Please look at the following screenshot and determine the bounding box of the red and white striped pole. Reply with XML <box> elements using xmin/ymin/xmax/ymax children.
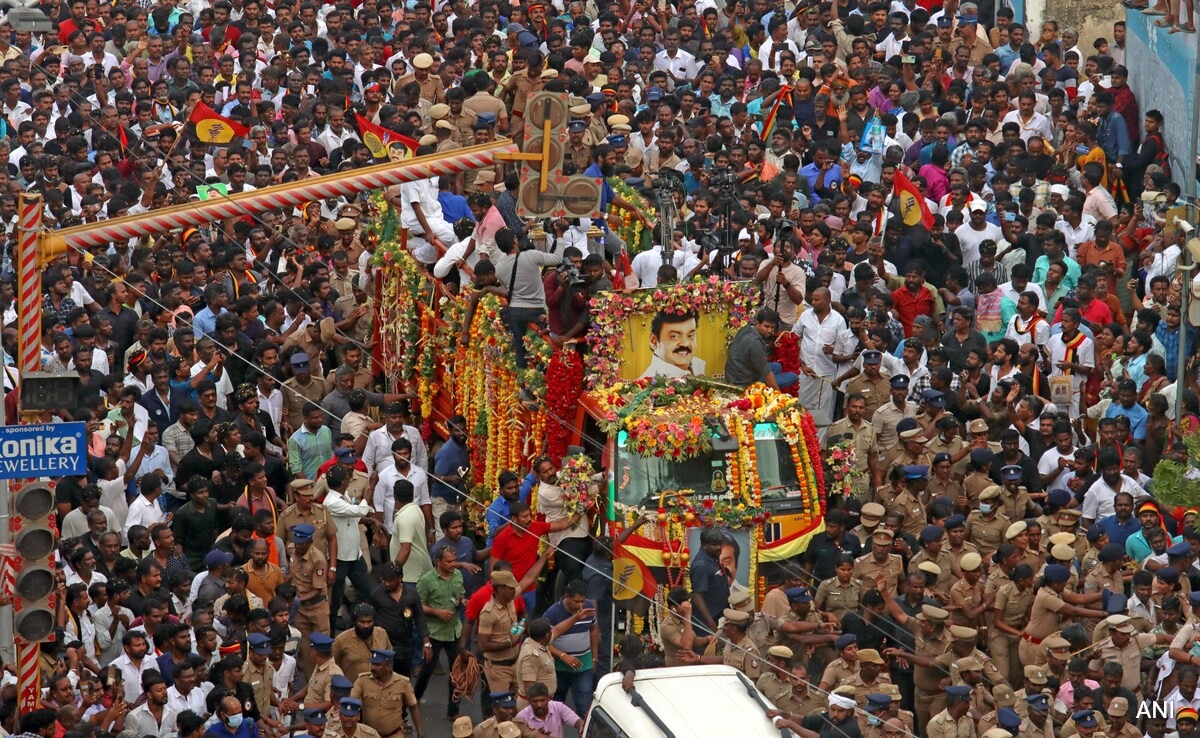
<box><xmin>16</xmin><ymin>194</ymin><xmax>42</xmax><ymax>375</ymax></box>
<box><xmin>15</xmin><ymin>639</ymin><xmax>38</xmax><ymax>713</ymax></box>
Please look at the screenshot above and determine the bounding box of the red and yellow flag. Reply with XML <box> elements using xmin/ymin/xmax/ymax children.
<box><xmin>354</xmin><ymin>113</ymin><xmax>420</xmax><ymax>161</ymax></box>
<box><xmin>893</xmin><ymin>169</ymin><xmax>935</xmax><ymax>230</ymax></box>
<box><xmin>189</xmin><ymin>102</ymin><xmax>250</xmax><ymax>144</ymax></box>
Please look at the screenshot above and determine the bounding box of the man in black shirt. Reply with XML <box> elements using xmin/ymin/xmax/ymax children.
<box><xmin>98</xmin><ymin>280</ymin><xmax>139</xmax><ymax>367</ymax></box>
<box><xmin>804</xmin><ymin>509</ymin><xmax>863</xmax><ymax>581</ymax></box>
<box><xmin>367</xmin><ymin>562</ymin><xmax>429</xmax><ymax>678</ymax></box>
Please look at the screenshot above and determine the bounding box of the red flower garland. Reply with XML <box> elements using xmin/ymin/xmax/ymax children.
<box><xmin>800</xmin><ymin>411</ymin><xmax>827</xmax><ymax>514</ymax></box>
<box><xmin>544</xmin><ymin>349</ymin><xmax>585</xmax><ymax>464</ymax></box>
<box><xmin>771</xmin><ymin>332</ymin><xmax>801</xmax><ymax>397</ymax></box>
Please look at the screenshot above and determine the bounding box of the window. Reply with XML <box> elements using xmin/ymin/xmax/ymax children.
<box><xmin>583</xmin><ymin>708</ymin><xmax>626</xmax><ymax>738</ymax></box>
<box><xmin>614</xmin><ymin>431</ymin><xmax>730</xmax><ymax>508</ymax></box>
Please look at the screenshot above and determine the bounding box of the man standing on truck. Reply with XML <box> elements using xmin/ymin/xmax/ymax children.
<box><xmin>690</xmin><ymin>528</ymin><xmax>731</xmax><ymax>636</ymax></box>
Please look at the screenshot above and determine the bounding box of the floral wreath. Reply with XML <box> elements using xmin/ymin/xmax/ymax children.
<box><xmin>585</xmin><ymin>276</ymin><xmax>760</xmax><ymax>389</ymax></box>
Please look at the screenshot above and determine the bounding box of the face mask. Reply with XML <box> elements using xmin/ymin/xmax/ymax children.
<box><xmin>868</xmin><ymin>716</ymin><xmax>882</xmax><ymax>727</ymax></box>
<box><xmin>225</xmin><ymin>714</ymin><xmax>243</xmax><ymax>729</ymax></box>
<box><xmin>980</xmin><ymin>503</ymin><xmax>994</xmax><ymax>514</ymax></box>
<box><xmin>355</xmin><ymin>626</ymin><xmax>373</xmax><ymax>639</ymax></box>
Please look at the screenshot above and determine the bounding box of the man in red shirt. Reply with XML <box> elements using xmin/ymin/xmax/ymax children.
<box><xmin>489</xmin><ymin>502</ymin><xmax>581</xmax><ymax>612</ymax></box>
<box><xmin>57</xmin><ymin>0</ymin><xmax>102</xmax><ymax>44</ymax></box>
<box><xmin>1053</xmin><ymin>273</ymin><xmax>1112</xmax><ymax>330</ymax></box>
<box><xmin>891</xmin><ymin>261</ymin><xmax>937</xmax><ymax>336</ymax></box>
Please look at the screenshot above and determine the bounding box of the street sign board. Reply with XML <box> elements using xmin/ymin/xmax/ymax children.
<box><xmin>0</xmin><ymin>423</ymin><xmax>86</xmax><ymax>479</ymax></box>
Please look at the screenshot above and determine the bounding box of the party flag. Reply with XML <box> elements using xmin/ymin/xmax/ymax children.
<box><xmin>355</xmin><ymin>113</ymin><xmax>420</xmax><ymax>161</ymax></box>
<box><xmin>189</xmin><ymin>102</ymin><xmax>250</xmax><ymax>144</ymax></box>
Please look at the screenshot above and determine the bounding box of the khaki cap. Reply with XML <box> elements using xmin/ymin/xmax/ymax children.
<box><xmin>981</xmin><ymin>730</ymin><xmax>1013</xmax><ymax>738</ymax></box>
<box><xmin>607</xmin><ymin>114</ymin><xmax>631</xmax><ymax>127</ymax></box>
<box><xmin>722</xmin><ymin>608</ymin><xmax>751</xmax><ymax>624</ymax></box>
<box><xmin>881</xmin><ymin>683</ymin><xmax>901</xmax><ymax>698</ymax></box>
<box><xmin>917</xmin><ymin>561</ymin><xmax>942</xmax><ymax>576</ymax></box>
<box><xmin>497</xmin><ymin>722</ymin><xmax>521</xmax><ymax>738</ymax></box>
<box><xmin>435</xmin><ymin>120</ymin><xmax>455</xmax><ymax>132</ymax></box>
<box><xmin>1004</xmin><ymin>521</ymin><xmax>1028</xmax><ymax>539</ymax></box>
<box><xmin>1109</xmin><ymin>697</ymin><xmax>1129</xmax><ymax>717</ymax></box>
<box><xmin>832</xmin><ymin>685</ymin><xmax>858</xmax><ymax>698</ymax></box>
<box><xmin>612</xmin><ymin>124</ymin><xmax>633</xmax><ymax>133</ymax></box>
<box><xmin>335</xmin><ymin>217</ymin><xmax>357</xmax><ymax>231</ymax></box>
<box><xmin>1048</xmin><ymin>532</ymin><xmax>1077</xmax><ymax>546</ymax></box>
<box><xmin>290</xmin><ymin>478</ymin><xmax>316</xmax><ymax>495</ymax></box>
<box><xmin>858</xmin><ymin>648</ymin><xmax>885</xmax><ymax>664</ymax></box>
<box><xmin>491</xmin><ymin>570</ymin><xmax>519</xmax><ymax>589</ymax></box>
<box><xmin>955</xmin><ymin>655</ymin><xmax>984</xmax><ymax>672</ymax></box>
<box><xmin>918</xmin><ymin>604</ymin><xmax>949</xmax><ymax>621</ymax></box>
<box><xmin>949</xmin><ymin>625</ymin><xmax>978</xmax><ymax>640</ymax></box>
<box><xmin>861</xmin><ymin>503</ymin><xmax>886</xmax><ymax>523</ymax></box>
<box><xmin>1043</xmin><ymin>635</ymin><xmax>1071</xmax><ymax>650</ymax></box>
<box><xmin>967</xmin><ymin>418</ymin><xmax>989</xmax><ymax>434</ymax></box>
<box><xmin>569</xmin><ymin>103</ymin><xmax>591</xmax><ymax>115</ymax></box>
<box><xmin>960</xmin><ymin>552</ymin><xmax>983</xmax><ymax>571</ymax></box>
<box><xmin>452</xmin><ymin>717</ymin><xmax>474</xmax><ymax>738</ymax></box>
<box><xmin>993</xmin><ymin>684</ymin><xmax>1017</xmax><ymax>707</ymax></box>
<box><xmin>872</xmin><ymin>529</ymin><xmax>895</xmax><ymax>543</ymax></box>
<box><xmin>899</xmin><ymin>428</ymin><xmax>926</xmax><ymax>440</ymax></box>
<box><xmin>980</xmin><ymin>485</ymin><xmax>1004</xmax><ymax>501</ymax></box>
<box><xmin>476</xmin><ymin>170</ymin><xmax>497</xmax><ymax>183</ymax></box>
<box><xmin>412</xmin><ymin>52</ymin><xmax>435</xmax><ymax>69</ymax></box>
<box><xmin>539</xmin><ymin>68</ymin><xmax>559</xmax><ymax>79</ymax></box>
<box><xmin>1050</xmin><ymin>543</ymin><xmax>1076</xmax><ymax>561</ymax></box>
<box><xmin>1024</xmin><ymin>665</ymin><xmax>1048</xmax><ymax>684</ymax></box>
<box><xmin>1058</xmin><ymin>508</ymin><xmax>1083</xmax><ymax>519</ymax></box>
<box><xmin>729</xmin><ymin>590</ymin><xmax>753</xmax><ymax>611</ymax></box>
<box><xmin>429</xmin><ymin>103</ymin><xmax>451</xmax><ymax>119</ymax></box>
<box><xmin>768</xmin><ymin>645</ymin><xmax>794</xmax><ymax>659</ymax></box>
<box><xmin>418</xmin><ymin>134</ymin><xmax>438</xmax><ymax>146</ymax></box>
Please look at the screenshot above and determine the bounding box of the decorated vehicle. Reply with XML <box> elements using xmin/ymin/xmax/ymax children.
<box><xmin>367</xmin><ymin>197</ymin><xmax>826</xmax><ymax>634</ymax></box>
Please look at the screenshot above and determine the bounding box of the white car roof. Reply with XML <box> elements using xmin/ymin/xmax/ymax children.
<box><xmin>588</xmin><ymin>665</ymin><xmax>788</xmax><ymax>738</ymax></box>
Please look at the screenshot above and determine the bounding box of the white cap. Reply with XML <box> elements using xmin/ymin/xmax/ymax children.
<box><xmin>1050</xmin><ymin>184</ymin><xmax>1071</xmax><ymax>199</ymax></box>
<box><xmin>738</xmin><ymin>228</ymin><xmax>753</xmax><ymax>241</ymax></box>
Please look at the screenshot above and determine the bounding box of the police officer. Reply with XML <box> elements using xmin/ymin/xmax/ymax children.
<box><xmin>854</xmin><ymin>529</ymin><xmax>905</xmax><ymax>598</ymax></box>
<box><xmin>926</xmin><ymin>685</ymin><xmax>975</xmax><ymax>738</ymax></box>
<box><xmin>716</xmin><ymin>609</ymin><xmax>763</xmax><ymax>678</ymax></box>
<box><xmin>301</xmin><ymin>633</ymin><xmax>343</xmax><ymax>713</ymax></box>
<box><xmin>244</xmin><ymin>633</ymin><xmax>276</xmax><ymax>719</ymax></box>
<box><xmin>334</xmin><ymin>698</ymin><xmax>381</xmax><ymax>738</ymax></box>
<box><xmin>757</xmin><ymin>646</ymin><xmax>796</xmax><ymax>705</ymax></box>
<box><xmin>473</xmin><ymin>693</ymin><xmax>540</xmax><ymax>738</ymax></box>
<box><xmin>478</xmin><ymin>571</ymin><xmax>521</xmax><ymax>697</ymax></box>
<box><xmin>282</xmin><ymin>352</ymin><xmax>328</xmax><ymax>432</ymax></box>
<box><xmin>967</xmin><ymin>487</ymin><xmax>1012</xmax><ymax>559</ymax></box>
<box><xmin>838</xmin><ymin>649</ymin><xmax>892</xmax><ymax>705</ymax></box>
<box><xmin>290</xmin><ymin>523</ymin><xmax>331</xmax><ymax>672</ymax></box>
<box><xmin>351</xmin><ymin>649</ymin><xmax>424</xmax><ymax>738</ymax></box>
<box><xmin>912</xmin><ymin>525</ymin><xmax>956</xmax><ymax>597</ymax></box>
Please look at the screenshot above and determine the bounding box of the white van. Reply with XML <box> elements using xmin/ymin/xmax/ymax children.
<box><xmin>582</xmin><ymin>665</ymin><xmax>795</xmax><ymax>738</ymax></box>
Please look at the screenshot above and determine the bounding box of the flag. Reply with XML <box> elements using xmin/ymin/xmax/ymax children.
<box><xmin>612</xmin><ymin>532</ymin><xmax>662</xmax><ymax>616</ymax></box>
<box><xmin>612</xmin><ymin>249</ymin><xmax>633</xmax><ymax>289</ymax></box>
<box><xmin>117</xmin><ymin>125</ymin><xmax>128</xmax><ymax>153</ymax></box>
<box><xmin>354</xmin><ymin>113</ymin><xmax>420</xmax><ymax>161</ymax></box>
<box><xmin>893</xmin><ymin>169</ymin><xmax>934</xmax><ymax>230</ymax></box>
<box><xmin>761</xmin><ymin>85</ymin><xmax>792</xmax><ymax>139</ymax></box>
<box><xmin>189</xmin><ymin>102</ymin><xmax>250</xmax><ymax>144</ymax></box>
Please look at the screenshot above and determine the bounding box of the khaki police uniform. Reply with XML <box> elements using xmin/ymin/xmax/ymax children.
<box><xmin>307</xmin><ymin>657</ymin><xmax>344</xmax><ymax>707</ymax></box>
<box><xmin>478</xmin><ymin>597</ymin><xmax>520</xmax><ymax>694</ymax></box>
<box><xmin>333</xmin><ymin>628</ymin><xmax>393</xmax><ymax>685</ymax></box>
<box><xmin>291</xmin><ymin>544</ymin><xmax>331</xmax><ymax>669</ymax></box>
<box><xmin>724</xmin><ymin>635</ymin><xmax>763</xmax><ymax>679</ymax></box>
<box><xmin>244</xmin><ymin>657</ymin><xmax>275</xmax><ymax>716</ymax></box>
<box><xmin>472</xmin><ymin>716</ymin><xmax>540</xmax><ymax>738</ymax></box>
<box><xmin>820</xmin><ymin>657</ymin><xmax>858</xmax><ymax>689</ymax></box>
<box><xmin>912</xmin><ymin>548</ymin><xmax>956</xmax><ymax>595</ymax></box>
<box><xmin>814</xmin><ymin>578</ymin><xmax>864</xmax><ymax>621</ymax></box>
<box><xmin>912</xmin><ymin>621</ymin><xmax>953</xmax><ymax>728</ymax></box>
<box><xmin>823</xmin><ymin>416</ymin><xmax>877</xmax><ymax>499</ymax></box>
<box><xmin>283</xmin><ymin>374</ymin><xmax>328</xmax><ymax>429</ymax></box>
<box><xmin>838</xmin><ymin>670</ymin><xmax>894</xmax><ymax>705</ymax></box>
<box><xmin>846</xmin><ymin>373</ymin><xmax>891</xmax><ymax>419</ymax></box>
<box><xmin>280</xmin><ymin>503</ymin><xmax>336</xmax><ymax>553</ymax></box>
<box><xmin>1088</xmin><ymin>633</ymin><xmax>1157</xmax><ymax>694</ymax></box>
<box><xmin>853</xmin><ymin>552</ymin><xmax>905</xmax><ymax>598</ymax></box>
<box><xmin>515</xmin><ymin>638</ymin><xmax>556</xmax><ymax>709</ymax></box>
<box><xmin>966</xmin><ymin>510</ymin><xmax>1012</xmax><ymax>559</ymax></box>
<box><xmin>351</xmin><ymin>672</ymin><xmax>418</xmax><ymax>738</ymax></box>
<box><xmin>926</xmin><ymin>708</ymin><xmax>977</xmax><ymax>738</ymax></box>
<box><xmin>948</xmin><ymin>578</ymin><xmax>986</xmax><ymax>629</ymax></box>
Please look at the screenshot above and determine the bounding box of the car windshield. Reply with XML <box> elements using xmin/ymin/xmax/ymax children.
<box><xmin>613</xmin><ymin>430</ymin><xmax>730</xmax><ymax>508</ymax></box>
<box><xmin>755</xmin><ymin>425</ymin><xmax>802</xmax><ymax>499</ymax></box>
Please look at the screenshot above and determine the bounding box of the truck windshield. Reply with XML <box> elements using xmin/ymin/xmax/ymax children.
<box><xmin>614</xmin><ymin>431</ymin><xmax>730</xmax><ymax>508</ymax></box>
<box><xmin>754</xmin><ymin>424</ymin><xmax>802</xmax><ymax>499</ymax></box>
<box><xmin>612</xmin><ymin>424</ymin><xmax>801</xmax><ymax>508</ymax></box>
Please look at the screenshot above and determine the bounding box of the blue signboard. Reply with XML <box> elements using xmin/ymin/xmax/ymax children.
<box><xmin>0</xmin><ymin>422</ymin><xmax>86</xmax><ymax>479</ymax></box>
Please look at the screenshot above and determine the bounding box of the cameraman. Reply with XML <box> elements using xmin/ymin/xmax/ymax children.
<box><xmin>551</xmin><ymin>255</ymin><xmax>612</xmax><ymax>348</ymax></box>
<box><xmin>755</xmin><ymin>236</ymin><xmax>807</xmax><ymax>330</ymax></box>
<box><xmin>491</xmin><ymin>226</ymin><xmax>562</xmax><ymax>369</ymax></box>
<box><xmin>545</xmin><ymin>246</ymin><xmax>587</xmax><ymax>338</ymax></box>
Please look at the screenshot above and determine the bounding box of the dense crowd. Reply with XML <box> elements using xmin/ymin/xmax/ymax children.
<box><xmin>1</xmin><ymin>0</ymin><xmax>1197</xmax><ymax>737</ymax></box>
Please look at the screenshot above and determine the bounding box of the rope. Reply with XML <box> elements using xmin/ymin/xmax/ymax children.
<box><xmin>450</xmin><ymin>651</ymin><xmax>481</xmax><ymax>703</ymax></box>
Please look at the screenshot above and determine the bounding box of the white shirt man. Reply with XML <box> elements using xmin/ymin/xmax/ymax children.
<box><xmin>167</xmin><ymin>680</ymin><xmax>207</xmax><ymax>716</ymax></box>
<box><xmin>125</xmin><ymin>697</ymin><xmax>177</xmax><ymax>738</ymax></box>
<box><xmin>793</xmin><ymin>292</ymin><xmax>846</xmax><ymax>426</ymax></box>
<box><xmin>111</xmin><ymin>645</ymin><xmax>154</xmax><ymax>694</ymax></box>
<box><xmin>1036</xmin><ymin>444</ymin><xmax>1075</xmax><ymax>496</ymax></box>
<box><xmin>363</xmin><ymin>423</ymin><xmax>428</xmax><ymax>475</ymax></box>
<box><xmin>630</xmin><ymin>246</ymin><xmax>701</xmax><ymax>289</ymax></box>
<box><xmin>1080</xmin><ymin>473</ymin><xmax>1150</xmax><ymax>523</ymax></box>
<box><xmin>1001</xmin><ymin>108</ymin><xmax>1054</xmax><ymax>143</ymax></box>
<box><xmin>1047</xmin><ymin>320</ymin><xmax>1094</xmax><ymax>420</ymax></box>
<box><xmin>124</xmin><ymin>489</ymin><xmax>167</xmax><ymax>540</ymax></box>
<box><xmin>374</xmin><ymin>461</ymin><xmax>430</xmax><ymax>525</ymax></box>
<box><xmin>954</xmin><ymin>203</ymin><xmax>1004</xmax><ymax>265</ymax></box>
<box><xmin>653</xmin><ymin>47</ymin><xmax>698</xmax><ymax>80</ymax></box>
<box><xmin>1004</xmin><ymin>311</ymin><xmax>1051</xmax><ymax>348</ymax></box>
<box><xmin>324</xmin><ymin>485</ymin><xmax>374</xmax><ymax>567</ymax></box>
<box><xmin>397</xmin><ymin>177</ymin><xmax>455</xmax><ymax>263</ymax></box>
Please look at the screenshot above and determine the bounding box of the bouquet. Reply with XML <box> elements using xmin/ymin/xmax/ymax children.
<box><xmin>826</xmin><ymin>441</ymin><xmax>865</xmax><ymax>499</ymax></box>
<box><xmin>557</xmin><ymin>454</ymin><xmax>599</xmax><ymax>517</ymax></box>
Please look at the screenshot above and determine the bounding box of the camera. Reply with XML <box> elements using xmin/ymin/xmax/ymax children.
<box><xmin>657</xmin><ymin>168</ymin><xmax>686</xmax><ymax>193</ymax></box>
<box><xmin>558</xmin><ymin>263</ymin><xmax>587</xmax><ymax>286</ymax></box>
<box><xmin>709</xmin><ymin>166</ymin><xmax>738</xmax><ymax>190</ymax></box>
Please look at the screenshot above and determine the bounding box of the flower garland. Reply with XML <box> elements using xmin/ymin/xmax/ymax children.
<box><xmin>586</xmin><ymin>278</ymin><xmax>760</xmax><ymax>389</ymax></box>
<box><xmin>608</xmin><ymin>177</ymin><xmax>655</xmax><ymax>257</ymax></box>
<box><xmin>557</xmin><ymin>454</ymin><xmax>599</xmax><ymax>517</ymax></box>
<box><xmin>826</xmin><ymin>440</ymin><xmax>866</xmax><ymax>500</ymax></box>
<box><xmin>544</xmin><ymin>348</ymin><xmax>585</xmax><ymax>464</ymax></box>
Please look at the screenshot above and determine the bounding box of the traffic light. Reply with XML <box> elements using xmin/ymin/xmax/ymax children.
<box><xmin>516</xmin><ymin>92</ymin><xmax>603</xmax><ymax>221</ymax></box>
<box><xmin>11</xmin><ymin>480</ymin><xmax>57</xmax><ymax>642</ymax></box>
